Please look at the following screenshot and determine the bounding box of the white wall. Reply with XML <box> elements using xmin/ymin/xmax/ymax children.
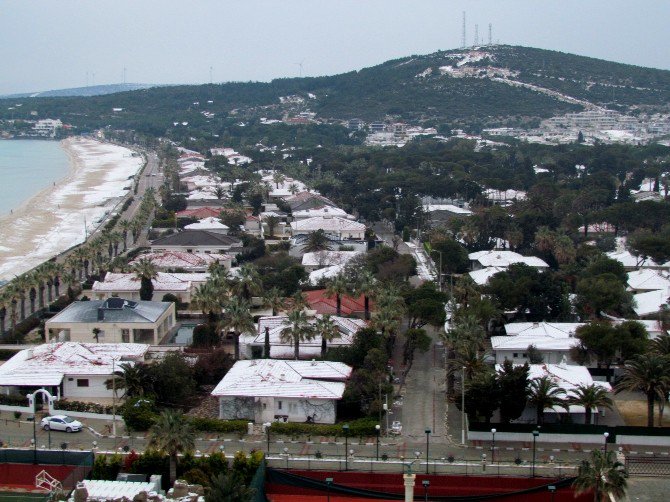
<box><xmin>62</xmin><ymin>375</ymin><xmax>112</xmax><ymax>399</ymax></box>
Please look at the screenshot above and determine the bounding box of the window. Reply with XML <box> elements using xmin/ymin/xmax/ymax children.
<box><xmin>513</xmin><ymin>353</ymin><xmax>519</xmax><ymax>358</ymax></box>
<box><xmin>76</xmin><ymin>379</ymin><xmax>89</xmax><ymax>387</ymax></box>
<box><xmin>121</xmin><ymin>329</ymin><xmax>130</xmax><ymax>343</ymax></box>
<box><xmin>277</xmin><ymin>400</ymin><xmax>282</xmax><ymax>410</ymax></box>
<box><xmin>522</xmin><ymin>353</ymin><xmax>528</xmax><ymax>358</ymax></box>
<box><xmin>288</xmin><ymin>403</ymin><xmax>298</xmax><ymax>413</ymax></box>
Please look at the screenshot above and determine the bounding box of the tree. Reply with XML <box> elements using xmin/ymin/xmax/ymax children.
<box><xmin>314</xmin><ymin>314</ymin><xmax>340</xmax><ymax>358</ymax></box>
<box><xmin>231</xmin><ymin>264</ymin><xmax>262</xmax><ymax>300</ymax></box>
<box><xmin>431</xmin><ymin>238</ymin><xmax>469</xmax><ymax>274</ymax></box>
<box><xmin>464</xmin><ymin>370</ymin><xmax>500</xmax><ymax>424</ymax></box>
<box><xmin>616</xmin><ymin>353</ymin><xmax>670</xmax><ymax>427</ymax></box>
<box><xmin>207</xmin><ymin>471</ymin><xmax>255</xmax><ymax>502</ymax></box>
<box><xmin>149</xmin><ymin>353</ymin><xmax>197</xmax><ymax>408</ymax></box>
<box><xmin>404</xmin><ymin>282</ymin><xmax>447</xmax><ymax>329</ymax></box>
<box><xmin>264</xmin><ymin>215</ymin><xmax>280</xmax><ymax>237</ymax></box>
<box><xmin>526</xmin><ymin>344</ymin><xmax>543</xmax><ymax>364</ymax></box>
<box><xmin>220</xmin><ymin>297</ymin><xmax>255</xmax><ymax>360</ymax></box>
<box><xmin>575</xmin><ymin>273</ymin><xmax>633</xmax><ymax>319</ymax></box>
<box><xmin>192</xmin><ymin>283</ymin><xmax>223</xmax><ymax>323</ymax></box>
<box><xmin>262</xmin><ymin>287</ymin><xmax>285</xmax><ymax>316</ymax></box>
<box><xmin>528</xmin><ymin>376</ymin><xmax>566</xmax><ymax>424</ymax></box>
<box><xmin>279</xmin><ymin>309</ymin><xmax>315</xmax><ymax>360</ymax></box>
<box><xmin>303</xmin><ymin>229</ymin><xmax>332</xmax><ymax>252</ymax></box>
<box><xmin>569</xmin><ymin>384</ymin><xmax>614</xmax><ymax>425</ymax></box>
<box><xmin>573</xmin><ymin>450</ymin><xmax>627</xmax><ymax>502</ymax></box>
<box><xmin>351</xmin><ymin>269</ymin><xmax>376</xmax><ymax>321</ymax></box>
<box><xmin>497</xmin><ymin>360</ymin><xmax>529</xmax><ymax>424</ymax></box>
<box><xmin>402</xmin><ymin>328</ymin><xmax>431</xmax><ymax>375</ymax></box>
<box><xmin>114</xmin><ymin>362</ymin><xmax>153</xmax><ymax>398</ymax></box>
<box><xmin>147</xmin><ymin>410</ymin><xmax>195</xmax><ymax>487</ymax></box>
<box><xmin>131</xmin><ymin>258</ymin><xmax>158</xmax><ymax>301</ymax></box>
<box><xmin>325</xmin><ymin>274</ymin><xmax>350</xmax><ymax>316</ymax></box>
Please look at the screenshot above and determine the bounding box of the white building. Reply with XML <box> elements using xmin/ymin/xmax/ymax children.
<box><xmin>184</xmin><ymin>217</ymin><xmax>230</xmax><ymax>234</ymax></box>
<box><xmin>491</xmin><ymin>322</ymin><xmax>585</xmax><ymax>365</ymax></box>
<box><xmin>91</xmin><ymin>272</ymin><xmax>209</xmax><ymax>303</ymax></box>
<box><xmin>607</xmin><ymin>249</ymin><xmax>660</xmax><ymax>271</ymax></box>
<box><xmin>291</xmin><ymin>216</ymin><xmax>366</xmax><ymax>240</ymax></box>
<box><xmin>292</xmin><ymin>206</ymin><xmax>354</xmax><ymax>221</ymax></box>
<box><xmin>0</xmin><ymin>342</ymin><xmax>148</xmax><ymax>400</ymax></box>
<box><xmin>211</xmin><ymin>360</ymin><xmax>352</xmax><ymax>424</ymax></box>
<box><xmin>301</xmin><ymin>250</ymin><xmax>362</xmax><ymax>272</ymax></box>
<box><xmin>33</xmin><ymin>119</ymin><xmax>63</xmax><ymax>138</ymax></box>
<box><xmin>130</xmin><ymin>251</ymin><xmax>232</xmax><ymax>272</ymax></box>
<box><xmin>468</xmin><ymin>250</ymin><xmax>549</xmax><ymax>271</ymax></box>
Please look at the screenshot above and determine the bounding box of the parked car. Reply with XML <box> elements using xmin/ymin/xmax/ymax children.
<box><xmin>40</xmin><ymin>415</ymin><xmax>83</xmax><ymax>433</ymax></box>
<box><xmin>389</xmin><ymin>421</ymin><xmax>403</xmax><ymax>435</ymax></box>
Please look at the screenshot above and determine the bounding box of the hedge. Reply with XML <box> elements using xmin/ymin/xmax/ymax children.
<box><xmin>0</xmin><ymin>394</ymin><xmax>29</xmax><ymax>406</ymax></box>
<box><xmin>53</xmin><ymin>400</ymin><xmax>114</xmax><ymax>415</ymax></box>
<box><xmin>0</xmin><ymin>349</ymin><xmax>21</xmax><ymax>361</ymax></box>
<box><xmin>189</xmin><ymin>417</ymin><xmax>249</xmax><ymax>434</ymax></box>
<box><xmin>269</xmin><ymin>418</ymin><xmax>379</xmax><ymax>438</ymax></box>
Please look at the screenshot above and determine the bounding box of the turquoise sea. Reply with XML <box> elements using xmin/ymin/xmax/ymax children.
<box><xmin>0</xmin><ymin>140</ymin><xmax>70</xmax><ymax>217</ymax></box>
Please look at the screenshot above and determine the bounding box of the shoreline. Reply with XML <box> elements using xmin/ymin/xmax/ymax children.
<box><xmin>0</xmin><ymin>137</ymin><xmax>144</xmax><ymax>281</ymax></box>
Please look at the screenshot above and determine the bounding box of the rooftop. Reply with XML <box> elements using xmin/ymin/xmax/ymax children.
<box><xmin>211</xmin><ymin>359</ymin><xmax>352</xmax><ymax>399</ymax></box>
<box><xmin>302</xmin><ymin>250</ymin><xmax>362</xmax><ymax>268</ymax></box>
<box><xmin>291</xmin><ymin>216</ymin><xmax>365</xmax><ymax>233</ymax></box>
<box><xmin>492</xmin><ymin>322</ymin><xmax>585</xmax><ymax>351</ymax></box>
<box><xmin>48</xmin><ymin>298</ymin><xmax>172</xmax><ymax>324</ymax></box>
<box><xmin>627</xmin><ymin>269</ymin><xmax>670</xmax><ymax>291</ymax></box>
<box><xmin>92</xmin><ymin>272</ymin><xmax>209</xmax><ymax>293</ymax></box>
<box><xmin>469</xmin><ymin>250</ymin><xmax>549</xmax><ymax>269</ymax></box>
<box><xmin>184</xmin><ymin>217</ymin><xmax>229</xmax><ymax>231</ymax></box>
<box><xmin>151</xmin><ymin>230</ymin><xmax>241</xmax><ymax>248</ymax></box>
<box><xmin>0</xmin><ymin>342</ymin><xmax>149</xmax><ymax>387</ymax></box>
<box><xmin>130</xmin><ymin>251</ymin><xmax>231</xmax><ymax>271</ymax></box>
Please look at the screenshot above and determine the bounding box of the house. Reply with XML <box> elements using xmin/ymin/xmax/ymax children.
<box><xmin>0</xmin><ymin>342</ymin><xmax>148</xmax><ymax>400</ymax></box>
<box><xmin>491</xmin><ymin>322</ymin><xmax>585</xmax><ymax>365</ymax></box>
<box><xmin>243</xmin><ymin>314</ymin><xmax>366</xmax><ymax>359</ymax></box>
<box><xmin>304</xmin><ymin>289</ymin><xmax>371</xmax><ymax>318</ymax></box>
<box><xmin>175</xmin><ymin>207</ymin><xmax>222</xmax><ymax>220</ymax></box>
<box><xmin>46</xmin><ymin>298</ymin><xmax>176</xmax><ymax>345</ymax></box>
<box><xmin>289</xmin><ymin>234</ymin><xmax>368</xmax><ymax>258</ymax></box>
<box><xmin>468</xmin><ymin>250</ymin><xmax>549</xmax><ymax>272</ymax></box>
<box><xmin>129</xmin><ymin>251</ymin><xmax>232</xmax><ymax>272</ymax></box>
<box><xmin>91</xmin><ymin>272</ymin><xmax>209</xmax><ymax>303</ymax></box>
<box><xmin>291</xmin><ymin>216</ymin><xmax>366</xmax><ymax>241</ymax></box>
<box><xmin>308</xmin><ymin>265</ymin><xmax>347</xmax><ymax>286</ymax></box>
<box><xmin>211</xmin><ymin>359</ymin><xmax>352</xmax><ymax>424</ymax></box>
<box><xmin>469</xmin><ymin>266</ymin><xmax>507</xmax><ymax>286</ymax></box>
<box><xmin>183</xmin><ymin>217</ymin><xmax>229</xmax><ymax>234</ymax></box>
<box><xmin>496</xmin><ymin>362</ymin><xmax>612</xmax><ymax>425</ymax></box>
<box><xmin>283</xmin><ymin>191</ymin><xmax>337</xmax><ymax>212</ymax></box>
<box><xmin>607</xmin><ymin>249</ymin><xmax>660</xmax><ymax>271</ymax></box>
<box><xmin>301</xmin><ymin>251</ymin><xmax>362</xmax><ymax>272</ymax></box>
<box><xmin>632</xmin><ymin>288</ymin><xmax>670</xmax><ymax>318</ymax></box>
<box><xmin>423</xmin><ymin>204</ymin><xmax>473</xmax><ymax>224</ymax></box>
<box><xmin>626</xmin><ymin>269</ymin><xmax>670</xmax><ymax>293</ymax></box>
<box><xmin>292</xmin><ymin>206</ymin><xmax>354</xmax><ymax>221</ymax></box>
<box><xmin>150</xmin><ymin>230</ymin><xmax>242</xmax><ymax>254</ymax></box>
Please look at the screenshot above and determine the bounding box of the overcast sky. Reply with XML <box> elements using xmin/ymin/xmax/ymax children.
<box><xmin>1</xmin><ymin>0</ymin><xmax>668</xmax><ymax>95</ymax></box>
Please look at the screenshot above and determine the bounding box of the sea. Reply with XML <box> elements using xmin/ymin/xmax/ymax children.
<box><xmin>0</xmin><ymin>139</ymin><xmax>70</xmax><ymax>217</ymax></box>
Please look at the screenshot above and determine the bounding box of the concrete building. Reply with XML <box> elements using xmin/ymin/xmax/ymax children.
<box><xmin>291</xmin><ymin>216</ymin><xmax>366</xmax><ymax>241</ymax></box>
<box><xmin>46</xmin><ymin>298</ymin><xmax>176</xmax><ymax>345</ymax></box>
<box><xmin>150</xmin><ymin>230</ymin><xmax>242</xmax><ymax>254</ymax></box>
<box><xmin>491</xmin><ymin>322</ymin><xmax>585</xmax><ymax>365</ymax></box>
<box><xmin>91</xmin><ymin>272</ymin><xmax>209</xmax><ymax>303</ymax></box>
<box><xmin>211</xmin><ymin>360</ymin><xmax>352</xmax><ymax>423</ymax></box>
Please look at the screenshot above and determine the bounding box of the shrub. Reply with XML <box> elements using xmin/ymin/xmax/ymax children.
<box><xmin>121</xmin><ymin>397</ymin><xmax>158</xmax><ymax>431</ymax></box>
<box><xmin>0</xmin><ymin>394</ymin><xmax>29</xmax><ymax>406</ymax></box>
<box><xmin>189</xmin><ymin>417</ymin><xmax>248</xmax><ymax>434</ymax></box>
<box><xmin>269</xmin><ymin>417</ymin><xmax>378</xmax><ymax>438</ymax></box>
<box><xmin>53</xmin><ymin>400</ymin><xmax>114</xmax><ymax>414</ymax></box>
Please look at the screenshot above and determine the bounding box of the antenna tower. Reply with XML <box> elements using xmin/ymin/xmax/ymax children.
<box><xmin>461</xmin><ymin>12</ymin><xmax>466</xmax><ymax>48</ymax></box>
<box><xmin>488</xmin><ymin>23</ymin><xmax>492</xmax><ymax>45</ymax></box>
<box><xmin>474</xmin><ymin>24</ymin><xmax>479</xmax><ymax>46</ymax></box>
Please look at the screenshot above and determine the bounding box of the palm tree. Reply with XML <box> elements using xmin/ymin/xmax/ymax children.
<box><xmin>220</xmin><ymin>296</ymin><xmax>255</xmax><ymax>360</ymax></box>
<box><xmin>569</xmin><ymin>384</ymin><xmax>614</xmax><ymax>425</ymax></box>
<box><xmin>12</xmin><ymin>275</ymin><xmax>32</xmax><ymax>322</ymax></box>
<box><xmin>0</xmin><ymin>293</ymin><xmax>7</xmax><ymax>337</ymax></box>
<box><xmin>192</xmin><ymin>283</ymin><xmax>223</xmax><ymax>322</ymax></box>
<box><xmin>325</xmin><ymin>274</ymin><xmax>350</xmax><ymax>316</ymax></box>
<box><xmin>616</xmin><ymin>353</ymin><xmax>670</xmax><ymax>427</ymax></box>
<box><xmin>262</xmin><ymin>287</ymin><xmax>285</xmax><ymax>316</ymax></box>
<box><xmin>528</xmin><ymin>376</ymin><xmax>566</xmax><ymax>425</ymax></box>
<box><xmin>370</xmin><ymin>307</ymin><xmax>401</xmax><ymax>337</ymax></box>
<box><xmin>303</xmin><ymin>229</ymin><xmax>331</xmax><ymax>253</ymax></box>
<box><xmin>315</xmin><ymin>314</ymin><xmax>340</xmax><ymax>358</ymax></box>
<box><xmin>119</xmin><ymin>219</ymin><xmax>132</xmax><ymax>252</ymax></box>
<box><xmin>231</xmin><ymin>263</ymin><xmax>262</xmax><ymax>301</ymax></box>
<box><xmin>147</xmin><ymin>410</ymin><xmax>195</xmax><ymax>487</ymax></box>
<box><xmin>264</xmin><ymin>215</ymin><xmax>280</xmax><ymax>237</ymax></box>
<box><xmin>280</xmin><ymin>309</ymin><xmax>315</xmax><ymax>360</ymax></box>
<box><xmin>207</xmin><ymin>471</ymin><xmax>255</xmax><ymax>502</ymax></box>
<box><xmin>291</xmin><ymin>290</ymin><xmax>309</xmax><ymax>312</ymax></box>
<box><xmin>442</xmin><ymin>315</ymin><xmax>486</xmax><ymax>395</ymax></box>
<box><xmin>131</xmin><ymin>258</ymin><xmax>158</xmax><ymax>301</ymax></box>
<box><xmin>4</xmin><ymin>284</ymin><xmax>20</xmax><ymax>335</ymax></box>
<box><xmin>106</xmin><ymin>362</ymin><xmax>152</xmax><ymax>398</ymax></box>
<box><xmin>650</xmin><ymin>333</ymin><xmax>670</xmax><ymax>357</ymax></box>
<box><xmin>353</xmin><ymin>270</ymin><xmax>376</xmax><ymax>321</ymax></box>
<box><xmin>92</xmin><ymin>327</ymin><xmax>102</xmax><ymax>343</ymax></box>
<box><xmin>572</xmin><ymin>449</ymin><xmax>627</xmax><ymax>502</ymax></box>
<box><xmin>272</xmin><ymin>171</ymin><xmax>285</xmax><ymax>189</ymax></box>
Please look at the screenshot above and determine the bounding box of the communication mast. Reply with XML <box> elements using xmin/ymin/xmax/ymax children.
<box><xmin>488</xmin><ymin>23</ymin><xmax>492</xmax><ymax>45</ymax></box>
<box><xmin>474</xmin><ymin>24</ymin><xmax>479</xmax><ymax>46</ymax></box>
<box><xmin>461</xmin><ymin>12</ymin><xmax>466</xmax><ymax>49</ymax></box>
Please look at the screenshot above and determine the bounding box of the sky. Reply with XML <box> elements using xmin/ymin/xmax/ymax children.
<box><xmin>1</xmin><ymin>0</ymin><xmax>669</xmax><ymax>95</ymax></box>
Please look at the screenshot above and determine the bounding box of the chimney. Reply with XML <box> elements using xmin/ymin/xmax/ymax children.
<box><xmin>97</xmin><ymin>308</ymin><xmax>105</xmax><ymax>321</ymax></box>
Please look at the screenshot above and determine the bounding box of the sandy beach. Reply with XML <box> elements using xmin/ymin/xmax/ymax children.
<box><xmin>0</xmin><ymin>137</ymin><xmax>144</xmax><ymax>280</ymax></box>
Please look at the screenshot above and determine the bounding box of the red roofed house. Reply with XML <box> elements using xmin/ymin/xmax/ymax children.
<box><xmin>175</xmin><ymin>207</ymin><xmax>222</xmax><ymax>220</ymax></box>
<box><xmin>305</xmin><ymin>289</ymin><xmax>372</xmax><ymax>319</ymax></box>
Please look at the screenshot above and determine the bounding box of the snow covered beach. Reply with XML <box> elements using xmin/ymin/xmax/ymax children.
<box><xmin>0</xmin><ymin>137</ymin><xmax>144</xmax><ymax>280</ymax></box>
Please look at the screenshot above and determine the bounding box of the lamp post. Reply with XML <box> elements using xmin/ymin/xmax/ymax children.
<box><xmin>265</xmin><ymin>422</ymin><xmax>271</xmax><ymax>454</ymax></box>
<box><xmin>491</xmin><ymin>428</ymin><xmax>496</xmax><ymax>463</ymax></box>
<box><xmin>548</xmin><ymin>485</ymin><xmax>556</xmax><ymax>502</ymax></box>
<box><xmin>603</xmin><ymin>432</ymin><xmax>609</xmax><ymax>455</ymax></box>
<box><xmin>431</xmin><ymin>250</ymin><xmax>443</xmax><ymax>292</ymax></box>
<box><xmin>342</xmin><ymin>424</ymin><xmax>350</xmax><ymax>471</ymax></box>
<box><xmin>326</xmin><ymin>477</ymin><xmax>333</xmax><ymax>502</ymax></box>
<box><xmin>283</xmin><ymin>447</ymin><xmax>289</xmax><ymax>469</ymax></box>
<box><xmin>461</xmin><ymin>366</ymin><xmax>466</xmax><ymax>444</ymax></box>
<box><xmin>32</xmin><ymin>414</ymin><xmax>37</xmax><ymax>464</ymax></box>
<box><xmin>422</xmin><ymin>479</ymin><xmax>430</xmax><ymax>502</ymax></box>
<box><xmin>531</xmin><ymin>430</ymin><xmax>540</xmax><ymax>478</ymax></box>
<box><xmin>425</xmin><ymin>428</ymin><xmax>431</xmax><ymax>474</ymax></box>
<box><xmin>375</xmin><ymin>424</ymin><xmax>381</xmax><ymax>461</ymax></box>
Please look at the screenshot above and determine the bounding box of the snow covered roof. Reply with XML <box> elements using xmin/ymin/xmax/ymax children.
<box><xmin>293</xmin><ymin>206</ymin><xmax>353</xmax><ymax>219</ymax></box>
<box><xmin>130</xmin><ymin>251</ymin><xmax>231</xmax><ymax>271</ymax></box>
<box><xmin>257</xmin><ymin>314</ymin><xmax>366</xmax><ymax>339</ymax></box>
<box><xmin>291</xmin><ymin>216</ymin><xmax>365</xmax><ymax>233</ymax></box>
<box><xmin>607</xmin><ymin>249</ymin><xmax>659</xmax><ymax>269</ymax></box>
<box><xmin>469</xmin><ymin>250</ymin><xmax>549</xmax><ymax>269</ymax></box>
<box><xmin>423</xmin><ymin>204</ymin><xmax>472</xmax><ymax>215</ymax></box>
<box><xmin>627</xmin><ymin>269</ymin><xmax>670</xmax><ymax>292</ymax></box>
<box><xmin>48</xmin><ymin>299</ymin><xmax>172</xmax><ymax>324</ymax></box>
<box><xmin>211</xmin><ymin>359</ymin><xmax>352</xmax><ymax>399</ymax></box>
<box><xmin>75</xmin><ymin>480</ymin><xmax>159</xmax><ymax>500</ymax></box>
<box><xmin>469</xmin><ymin>266</ymin><xmax>507</xmax><ymax>286</ymax></box>
<box><xmin>308</xmin><ymin>265</ymin><xmax>345</xmax><ymax>285</ymax></box>
<box><xmin>0</xmin><ymin>342</ymin><xmax>148</xmax><ymax>387</ymax></box>
<box><xmin>302</xmin><ymin>250</ymin><xmax>362</xmax><ymax>268</ymax></box>
<box><xmin>92</xmin><ymin>272</ymin><xmax>209</xmax><ymax>293</ymax></box>
<box><xmin>492</xmin><ymin>322</ymin><xmax>585</xmax><ymax>352</ymax></box>
<box><xmin>184</xmin><ymin>217</ymin><xmax>229</xmax><ymax>231</ymax></box>
<box><xmin>632</xmin><ymin>288</ymin><xmax>670</xmax><ymax>317</ymax></box>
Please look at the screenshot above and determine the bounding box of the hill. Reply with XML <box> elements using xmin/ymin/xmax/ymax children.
<box><xmin>1</xmin><ymin>45</ymin><xmax>669</xmax><ymax>139</ymax></box>
<box><xmin>0</xmin><ymin>83</ymin><xmax>156</xmax><ymax>99</ymax></box>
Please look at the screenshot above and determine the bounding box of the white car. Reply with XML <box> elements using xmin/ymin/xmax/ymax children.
<box><xmin>40</xmin><ymin>415</ymin><xmax>83</xmax><ymax>433</ymax></box>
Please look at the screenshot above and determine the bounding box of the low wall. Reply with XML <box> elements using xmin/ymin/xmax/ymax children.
<box><xmin>616</xmin><ymin>435</ymin><xmax>670</xmax><ymax>447</ymax></box>
<box><xmin>0</xmin><ymin>404</ymin><xmax>33</xmax><ymax>414</ymax></box>
<box><xmin>49</xmin><ymin>407</ymin><xmax>116</xmax><ymax>421</ymax></box>
<box><xmin>468</xmin><ymin>430</ymin><xmax>607</xmax><ymax>444</ymax></box>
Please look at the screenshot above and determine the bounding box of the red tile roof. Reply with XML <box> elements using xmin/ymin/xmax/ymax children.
<box><xmin>175</xmin><ymin>207</ymin><xmax>222</xmax><ymax>219</ymax></box>
<box><xmin>305</xmin><ymin>289</ymin><xmax>371</xmax><ymax>316</ymax></box>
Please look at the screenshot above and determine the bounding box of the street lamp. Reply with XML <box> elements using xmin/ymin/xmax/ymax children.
<box><xmin>32</xmin><ymin>414</ymin><xmax>37</xmax><ymax>464</ymax></box>
<box><xmin>490</xmin><ymin>428</ymin><xmax>496</xmax><ymax>463</ymax></box>
<box><xmin>422</xmin><ymin>479</ymin><xmax>430</xmax><ymax>502</ymax></box>
<box><xmin>326</xmin><ymin>477</ymin><xmax>333</xmax><ymax>502</ymax></box>
<box><xmin>531</xmin><ymin>430</ymin><xmax>540</xmax><ymax>478</ymax></box>
<box><xmin>375</xmin><ymin>424</ymin><xmax>381</xmax><ymax>460</ymax></box>
<box><xmin>283</xmin><ymin>447</ymin><xmax>289</xmax><ymax>469</ymax></box>
<box><xmin>264</xmin><ymin>422</ymin><xmax>272</xmax><ymax>454</ymax></box>
<box><xmin>425</xmin><ymin>428</ymin><xmax>431</xmax><ymax>474</ymax></box>
<box><xmin>342</xmin><ymin>424</ymin><xmax>350</xmax><ymax>471</ymax></box>
<box><xmin>548</xmin><ymin>485</ymin><xmax>556</xmax><ymax>502</ymax></box>
<box><xmin>603</xmin><ymin>432</ymin><xmax>610</xmax><ymax>454</ymax></box>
